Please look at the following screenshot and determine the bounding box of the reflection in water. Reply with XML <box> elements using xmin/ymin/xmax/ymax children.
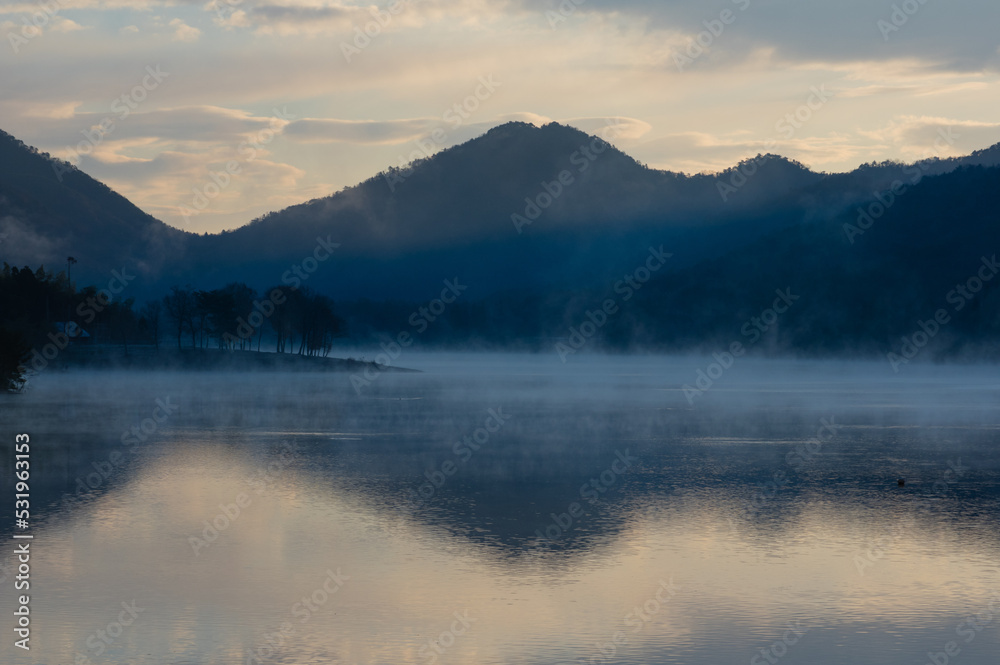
<box><xmin>1</xmin><ymin>354</ymin><xmax>999</xmax><ymax>664</ymax></box>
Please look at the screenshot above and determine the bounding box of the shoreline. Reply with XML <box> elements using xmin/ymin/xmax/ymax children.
<box><xmin>26</xmin><ymin>346</ymin><xmax>421</xmax><ymax>375</ymax></box>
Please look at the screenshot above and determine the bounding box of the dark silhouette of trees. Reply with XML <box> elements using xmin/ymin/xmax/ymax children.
<box><xmin>270</xmin><ymin>289</ymin><xmax>294</xmax><ymax>354</ymax></box>
<box><xmin>110</xmin><ymin>298</ymin><xmax>137</xmax><ymax>355</ymax></box>
<box><xmin>298</xmin><ymin>291</ymin><xmax>342</xmax><ymax>356</ymax></box>
<box><xmin>163</xmin><ymin>286</ymin><xmax>194</xmax><ymax>350</ymax></box>
<box><xmin>196</xmin><ymin>288</ymin><xmax>237</xmax><ymax>350</ymax></box>
<box><xmin>0</xmin><ymin>327</ymin><xmax>30</xmax><ymax>392</ymax></box>
<box><xmin>193</xmin><ymin>283</ymin><xmax>260</xmax><ymax>350</ymax></box>
<box><xmin>140</xmin><ymin>301</ymin><xmax>161</xmax><ymax>350</ymax></box>
<box><xmin>265</xmin><ymin>287</ymin><xmax>343</xmax><ymax>356</ymax></box>
<box><xmin>223</xmin><ymin>283</ymin><xmax>256</xmax><ymax>350</ymax></box>
<box><xmin>156</xmin><ymin>283</ymin><xmax>344</xmax><ymax>355</ymax></box>
<box><xmin>0</xmin><ymin>263</ymin><xmax>151</xmax><ymax>386</ymax></box>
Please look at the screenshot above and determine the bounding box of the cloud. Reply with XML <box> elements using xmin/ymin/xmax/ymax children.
<box><xmin>551</xmin><ymin>0</ymin><xmax>1000</xmax><ymax>72</ymax></box>
<box><xmin>204</xmin><ymin>0</ymin><xmax>522</xmax><ymax>36</ymax></box>
<box><xmin>50</xmin><ymin>17</ymin><xmax>87</xmax><ymax>32</ymax></box>
<box><xmin>859</xmin><ymin>115</ymin><xmax>1000</xmax><ymax>161</ymax></box>
<box><xmin>250</xmin><ymin>3</ymin><xmax>354</xmax><ymax>23</ymax></box>
<box><xmin>218</xmin><ymin>0</ymin><xmax>397</xmax><ymax>36</ymax></box>
<box><xmin>0</xmin><ymin>15</ymin><xmax>86</xmax><ymax>39</ymax></box>
<box><xmin>34</xmin><ymin>106</ymin><xmax>288</xmax><ymax>152</ymax></box>
<box><xmin>633</xmin><ymin>114</ymin><xmax>1000</xmax><ymax>176</ymax></box>
<box><xmin>561</xmin><ymin>116</ymin><xmax>652</xmax><ymax>141</ymax></box>
<box><xmin>169</xmin><ymin>18</ymin><xmax>201</xmax><ymax>41</ymax></box>
<box><xmin>280</xmin><ymin>113</ymin><xmax>650</xmax><ymax>155</ymax></box>
<box><xmin>281</xmin><ymin>112</ymin><xmax>544</xmax><ymax>146</ymax></box>
<box><xmin>3</xmin><ymin>0</ymin><xmax>999</xmax><ymax>75</ymax></box>
<box><xmin>74</xmin><ymin>147</ymin><xmax>317</xmax><ymax>233</ymax></box>
<box><xmin>0</xmin><ymin>0</ymin><xmax>176</xmax><ymax>12</ymax></box>
<box><xmin>3</xmin><ymin>101</ymin><xmax>81</xmax><ymax>120</ymax></box>
<box><xmin>282</xmin><ymin>117</ymin><xmax>437</xmax><ymax>144</ymax></box>
<box><xmin>635</xmin><ymin>129</ymin><xmax>881</xmax><ymax>175</ymax></box>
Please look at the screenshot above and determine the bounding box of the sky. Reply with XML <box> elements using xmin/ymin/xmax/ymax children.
<box><xmin>2</xmin><ymin>0</ymin><xmax>1000</xmax><ymax>234</ymax></box>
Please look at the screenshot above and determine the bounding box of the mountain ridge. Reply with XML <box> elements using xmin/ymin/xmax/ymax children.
<box><xmin>2</xmin><ymin>122</ymin><xmax>1000</xmax><ymax>302</ymax></box>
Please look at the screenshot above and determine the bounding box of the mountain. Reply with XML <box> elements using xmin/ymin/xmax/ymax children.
<box><xmin>198</xmin><ymin>123</ymin><xmax>832</xmax><ymax>299</ymax></box>
<box><xmin>202</xmin><ymin>122</ymin><xmax>989</xmax><ymax>299</ymax></box>
<box><xmin>2</xmin><ymin>122</ymin><xmax>1000</xmax><ymax>358</ymax></box>
<box><xmin>623</xmin><ymin>164</ymin><xmax>1000</xmax><ymax>358</ymax></box>
<box><xmin>5</xmin><ymin>121</ymin><xmax>999</xmax><ymax>300</ymax></box>
<box><xmin>0</xmin><ymin>129</ymin><xmax>190</xmax><ymax>280</ymax></box>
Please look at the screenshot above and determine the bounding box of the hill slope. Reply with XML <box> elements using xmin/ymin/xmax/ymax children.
<box><xmin>0</xmin><ymin>129</ymin><xmax>190</xmax><ymax>280</ymax></box>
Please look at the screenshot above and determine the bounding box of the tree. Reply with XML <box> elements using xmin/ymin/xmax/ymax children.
<box><xmin>196</xmin><ymin>288</ymin><xmax>238</xmax><ymax>349</ymax></box>
<box><xmin>268</xmin><ymin>286</ymin><xmax>295</xmax><ymax>353</ymax></box>
<box><xmin>222</xmin><ymin>282</ymin><xmax>257</xmax><ymax>350</ymax></box>
<box><xmin>277</xmin><ymin>288</ymin><xmax>344</xmax><ymax>356</ymax></box>
<box><xmin>140</xmin><ymin>301</ymin><xmax>162</xmax><ymax>350</ymax></box>
<box><xmin>109</xmin><ymin>298</ymin><xmax>137</xmax><ymax>354</ymax></box>
<box><xmin>0</xmin><ymin>327</ymin><xmax>30</xmax><ymax>392</ymax></box>
<box><xmin>163</xmin><ymin>286</ymin><xmax>194</xmax><ymax>350</ymax></box>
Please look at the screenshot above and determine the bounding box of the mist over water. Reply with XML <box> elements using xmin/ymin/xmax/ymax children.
<box><xmin>2</xmin><ymin>353</ymin><xmax>999</xmax><ymax>665</ymax></box>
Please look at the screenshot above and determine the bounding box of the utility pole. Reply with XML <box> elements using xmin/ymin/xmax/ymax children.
<box><xmin>67</xmin><ymin>256</ymin><xmax>77</xmax><ymax>290</ymax></box>
<box><xmin>66</xmin><ymin>256</ymin><xmax>77</xmax><ymax>336</ymax></box>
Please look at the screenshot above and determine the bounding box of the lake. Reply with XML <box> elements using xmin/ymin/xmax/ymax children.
<box><xmin>1</xmin><ymin>353</ymin><xmax>998</xmax><ymax>664</ymax></box>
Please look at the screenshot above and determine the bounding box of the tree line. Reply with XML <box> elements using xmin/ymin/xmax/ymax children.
<box><xmin>0</xmin><ymin>264</ymin><xmax>345</xmax><ymax>391</ymax></box>
<box><xmin>161</xmin><ymin>283</ymin><xmax>343</xmax><ymax>356</ymax></box>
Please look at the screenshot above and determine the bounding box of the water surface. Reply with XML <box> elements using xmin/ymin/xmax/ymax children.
<box><xmin>2</xmin><ymin>353</ymin><xmax>999</xmax><ymax>664</ymax></box>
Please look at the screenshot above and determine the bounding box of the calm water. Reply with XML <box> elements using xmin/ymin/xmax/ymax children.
<box><xmin>2</xmin><ymin>353</ymin><xmax>999</xmax><ymax>664</ymax></box>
